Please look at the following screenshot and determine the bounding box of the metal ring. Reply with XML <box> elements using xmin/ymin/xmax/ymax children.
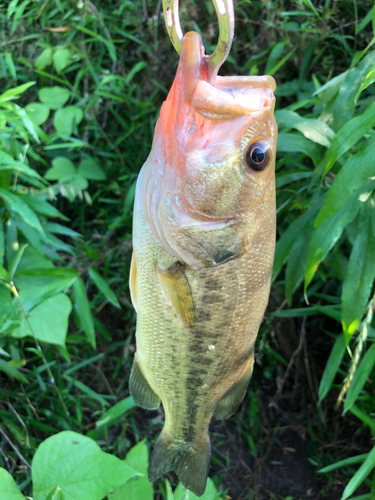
<box><xmin>162</xmin><ymin>0</ymin><xmax>234</xmax><ymax>83</ymax></box>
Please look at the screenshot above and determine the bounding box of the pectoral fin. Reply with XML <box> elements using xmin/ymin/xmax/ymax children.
<box><xmin>129</xmin><ymin>252</ymin><xmax>137</xmax><ymax>311</ymax></box>
<box><xmin>156</xmin><ymin>262</ymin><xmax>195</xmax><ymax>329</ymax></box>
<box><xmin>129</xmin><ymin>357</ymin><xmax>161</xmax><ymax>410</ymax></box>
<box><xmin>214</xmin><ymin>353</ymin><xmax>255</xmax><ymax>419</ymax></box>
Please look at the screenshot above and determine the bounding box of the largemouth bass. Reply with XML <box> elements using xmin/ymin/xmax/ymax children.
<box><xmin>129</xmin><ymin>31</ymin><xmax>277</xmax><ymax>496</ymax></box>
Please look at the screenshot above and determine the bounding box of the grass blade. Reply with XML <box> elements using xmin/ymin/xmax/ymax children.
<box><xmin>342</xmin><ymin>446</ymin><xmax>375</xmax><ymax>499</ymax></box>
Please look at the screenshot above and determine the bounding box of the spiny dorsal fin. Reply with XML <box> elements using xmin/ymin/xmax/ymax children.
<box><xmin>214</xmin><ymin>353</ymin><xmax>255</xmax><ymax>419</ymax></box>
<box><xmin>156</xmin><ymin>262</ymin><xmax>195</xmax><ymax>329</ymax></box>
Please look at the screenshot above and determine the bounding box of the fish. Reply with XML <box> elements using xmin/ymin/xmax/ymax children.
<box><xmin>129</xmin><ymin>31</ymin><xmax>277</xmax><ymax>496</ymax></box>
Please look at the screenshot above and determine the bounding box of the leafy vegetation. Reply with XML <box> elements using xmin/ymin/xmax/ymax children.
<box><xmin>1</xmin><ymin>0</ymin><xmax>375</xmax><ymax>499</ymax></box>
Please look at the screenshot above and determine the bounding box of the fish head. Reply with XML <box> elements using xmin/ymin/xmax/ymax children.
<box><xmin>142</xmin><ymin>32</ymin><xmax>277</xmax><ymax>266</ymax></box>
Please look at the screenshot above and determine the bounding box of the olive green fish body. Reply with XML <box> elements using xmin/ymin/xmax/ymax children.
<box><xmin>130</xmin><ymin>32</ymin><xmax>277</xmax><ymax>496</ymax></box>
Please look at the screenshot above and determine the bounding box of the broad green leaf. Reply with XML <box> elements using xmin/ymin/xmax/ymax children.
<box><xmin>111</xmin><ymin>440</ymin><xmax>153</xmax><ymax>500</ymax></box>
<box><xmin>355</xmin><ymin>66</ymin><xmax>375</xmax><ymax>103</ymax></box>
<box><xmin>123</xmin><ymin>180</ymin><xmax>137</xmax><ymax>216</ymax></box>
<box><xmin>14</xmin><ymin>104</ymin><xmax>41</xmax><ymax>143</ymax></box>
<box><xmin>51</xmin><ymin>487</ymin><xmax>62</xmax><ymax>500</ymax></box>
<box><xmin>323</xmin><ymin>100</ymin><xmax>375</xmax><ymax>175</ymax></box>
<box><xmin>25</xmin><ymin>102</ymin><xmax>50</xmax><ymax>125</ymax></box>
<box><xmin>17</xmin><ymin>193</ymin><xmax>68</xmax><ymax>220</ymax></box>
<box><xmin>0</xmin><ymin>266</ymin><xmax>9</xmax><ymax>282</ymax></box>
<box><xmin>356</xmin><ymin>6</ymin><xmax>374</xmax><ymax>34</ymax></box>
<box><xmin>166</xmin><ymin>479</ymin><xmax>174</xmax><ymax>500</ymax></box>
<box><xmin>96</xmin><ymin>396</ymin><xmax>135</xmax><ymax>428</ymax></box>
<box><xmin>88</xmin><ymin>268</ymin><xmax>120</xmax><ymax>309</ymax></box>
<box><xmin>53</xmin><ymin>48</ymin><xmax>72</xmax><ymax>74</ymax></box>
<box><xmin>342</xmin><ymin>201</ymin><xmax>375</xmax><ymax>340</ymax></box>
<box><xmin>277</xmin><ymin>132</ymin><xmax>320</xmax><ymax>165</ymax></box>
<box><xmin>0</xmin><ymin>222</ymin><xmax>4</xmax><ymax>267</ymax></box>
<box><xmin>0</xmin><ymin>467</ymin><xmax>26</xmax><ymax>499</ymax></box>
<box><xmin>276</xmin><ymin>109</ymin><xmax>335</xmax><ymax>147</ymax></box>
<box><xmin>276</xmin><ymin>170</ymin><xmax>312</xmax><ymax>189</ymax></box>
<box><xmin>350</xmin><ymin>406</ymin><xmax>375</xmax><ymax>431</ymax></box>
<box><xmin>0</xmin><ymin>358</ymin><xmax>28</xmax><ymax>383</ymax></box>
<box><xmin>5</xmin><ymin>52</ymin><xmax>16</xmax><ymax>80</ymax></box>
<box><xmin>32</xmin><ymin>431</ymin><xmax>139</xmax><ymax>500</ymax></box>
<box><xmin>315</xmin><ymin>137</ymin><xmax>375</xmax><ymax>226</ymax></box>
<box><xmin>77</xmin><ymin>158</ymin><xmax>106</xmax><ymax>180</ymax></box>
<box><xmin>319</xmin><ymin>453</ymin><xmax>369</xmax><ymax>473</ymax></box>
<box><xmin>69</xmin><ymin>175</ymin><xmax>88</xmax><ymax>189</ymax></box>
<box><xmin>73</xmin><ymin>278</ymin><xmax>95</xmax><ymax>348</ymax></box>
<box><xmin>312</xmin><ymin>70</ymin><xmax>349</xmax><ymax>103</ymax></box>
<box><xmin>318</xmin><ymin>333</ymin><xmax>346</xmax><ymax>404</ymax></box>
<box><xmin>305</xmin><ymin>179</ymin><xmax>375</xmax><ymax>290</ymax></box>
<box><xmin>273</xmin><ymin>191</ymin><xmax>324</xmax><ymax>280</ymax></box>
<box><xmin>174</xmin><ymin>478</ymin><xmax>222</xmax><ymax>500</ymax></box>
<box><xmin>301</xmin><ymin>0</ymin><xmax>318</xmax><ymax>16</ymax></box>
<box><xmin>0</xmin><ymin>81</ymin><xmax>35</xmax><ymax>104</ymax></box>
<box><xmin>12</xmin><ymin>293</ymin><xmax>72</xmax><ymax>346</ymax></box>
<box><xmin>7</xmin><ymin>0</ymin><xmax>19</xmax><ymax>21</ymax></box>
<box><xmin>0</xmin><ymin>347</ymin><xmax>10</xmax><ymax>357</ymax></box>
<box><xmin>16</xmin><ymin>246</ymin><xmax>53</xmax><ymax>272</ymax></box>
<box><xmin>9</xmin><ymin>243</ymin><xmax>28</xmax><ymax>280</ymax></box>
<box><xmin>265</xmin><ymin>41</ymin><xmax>287</xmax><ymax>75</ymax></box>
<box><xmin>0</xmin><ymin>158</ymin><xmax>45</xmax><ymax>182</ymax></box>
<box><xmin>44</xmin><ymin>140</ymin><xmax>88</xmax><ymax>150</ymax></box>
<box><xmin>344</xmin><ymin>344</ymin><xmax>375</xmax><ymax>414</ymax></box>
<box><xmin>123</xmin><ymin>439</ymin><xmax>149</xmax><ymax>476</ymax></box>
<box><xmin>44</xmin><ymin>223</ymin><xmax>81</xmax><ymax>238</ymax></box>
<box><xmin>35</xmin><ymin>47</ymin><xmax>53</xmax><ymax>70</ymax></box>
<box><xmin>54</xmin><ymin>106</ymin><xmax>83</xmax><ymax>136</ymax></box>
<box><xmin>333</xmin><ymin>50</ymin><xmax>375</xmax><ymax>130</ymax></box>
<box><xmin>285</xmin><ymin>224</ymin><xmax>311</xmax><ymax>304</ymax></box>
<box><xmin>10</xmin><ymin>0</ymin><xmax>33</xmax><ymax>34</ymax></box>
<box><xmin>271</xmin><ymin>304</ymin><xmax>341</xmax><ymax>321</ymax></box>
<box><xmin>0</xmin><ymin>188</ymin><xmax>44</xmax><ymax>234</ymax></box>
<box><xmin>38</xmin><ymin>86</ymin><xmax>70</xmax><ymax>110</ymax></box>
<box><xmin>15</xmin><ymin>261</ymin><xmax>77</xmax><ymax>313</ymax></box>
<box><xmin>341</xmin><ymin>446</ymin><xmax>375</xmax><ymax>499</ymax></box>
<box><xmin>45</xmin><ymin>157</ymin><xmax>76</xmax><ymax>181</ymax></box>
<box><xmin>6</xmin><ymin>218</ymin><xmax>18</xmax><ymax>266</ymax></box>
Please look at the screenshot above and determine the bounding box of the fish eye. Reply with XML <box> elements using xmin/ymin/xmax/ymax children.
<box><xmin>245</xmin><ymin>141</ymin><xmax>270</xmax><ymax>172</ymax></box>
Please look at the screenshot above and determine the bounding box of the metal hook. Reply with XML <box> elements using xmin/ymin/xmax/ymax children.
<box><xmin>162</xmin><ymin>0</ymin><xmax>234</xmax><ymax>83</ymax></box>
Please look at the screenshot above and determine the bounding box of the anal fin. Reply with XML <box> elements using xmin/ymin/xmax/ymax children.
<box><xmin>214</xmin><ymin>353</ymin><xmax>255</xmax><ymax>419</ymax></box>
<box><xmin>129</xmin><ymin>357</ymin><xmax>161</xmax><ymax>410</ymax></box>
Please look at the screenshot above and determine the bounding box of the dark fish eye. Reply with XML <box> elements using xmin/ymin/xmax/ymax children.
<box><xmin>245</xmin><ymin>142</ymin><xmax>270</xmax><ymax>172</ymax></box>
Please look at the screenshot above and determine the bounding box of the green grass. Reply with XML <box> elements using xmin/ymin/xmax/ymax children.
<box><xmin>0</xmin><ymin>0</ymin><xmax>375</xmax><ymax>499</ymax></box>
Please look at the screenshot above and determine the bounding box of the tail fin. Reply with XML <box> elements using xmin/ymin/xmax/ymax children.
<box><xmin>148</xmin><ymin>431</ymin><xmax>211</xmax><ymax>497</ymax></box>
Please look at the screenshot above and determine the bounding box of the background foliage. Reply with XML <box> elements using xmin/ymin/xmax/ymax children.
<box><xmin>0</xmin><ymin>0</ymin><xmax>375</xmax><ymax>499</ymax></box>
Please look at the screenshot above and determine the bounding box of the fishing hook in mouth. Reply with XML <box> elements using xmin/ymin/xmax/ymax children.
<box><xmin>161</xmin><ymin>0</ymin><xmax>234</xmax><ymax>84</ymax></box>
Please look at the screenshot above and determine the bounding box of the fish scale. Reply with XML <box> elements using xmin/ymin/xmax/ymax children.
<box><xmin>129</xmin><ymin>31</ymin><xmax>277</xmax><ymax>496</ymax></box>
